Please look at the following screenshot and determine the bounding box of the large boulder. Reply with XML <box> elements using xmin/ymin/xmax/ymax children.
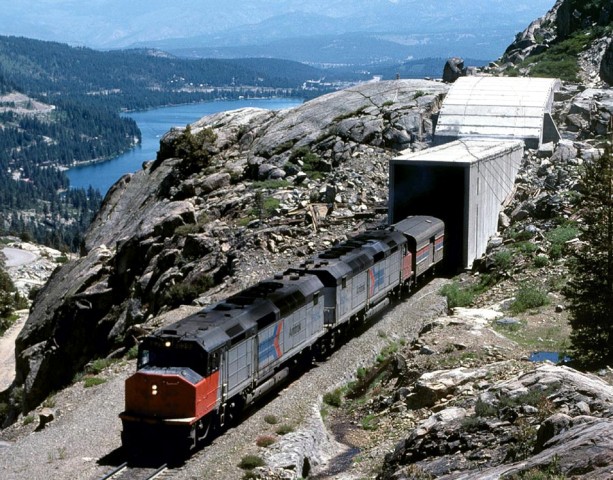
<box><xmin>600</xmin><ymin>39</ymin><xmax>613</xmax><ymax>85</ymax></box>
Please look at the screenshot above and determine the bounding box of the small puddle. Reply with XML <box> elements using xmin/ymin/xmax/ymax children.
<box><xmin>311</xmin><ymin>446</ymin><xmax>360</xmax><ymax>479</ymax></box>
<box><xmin>310</xmin><ymin>419</ymin><xmax>362</xmax><ymax>478</ymax></box>
<box><xmin>529</xmin><ymin>351</ymin><xmax>570</xmax><ymax>363</ymax></box>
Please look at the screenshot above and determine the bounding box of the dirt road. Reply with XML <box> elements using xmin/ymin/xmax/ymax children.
<box><xmin>0</xmin><ymin>311</ymin><xmax>27</xmax><ymax>391</ymax></box>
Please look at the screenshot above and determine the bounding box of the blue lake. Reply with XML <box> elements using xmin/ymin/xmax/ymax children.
<box><xmin>66</xmin><ymin>98</ymin><xmax>303</xmax><ymax>194</ymax></box>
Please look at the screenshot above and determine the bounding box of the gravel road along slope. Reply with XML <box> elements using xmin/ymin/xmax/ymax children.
<box><xmin>0</xmin><ymin>279</ymin><xmax>446</xmax><ymax>480</ymax></box>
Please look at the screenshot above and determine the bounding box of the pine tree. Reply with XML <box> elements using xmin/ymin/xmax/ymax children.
<box><xmin>566</xmin><ymin>140</ymin><xmax>613</xmax><ymax>367</ymax></box>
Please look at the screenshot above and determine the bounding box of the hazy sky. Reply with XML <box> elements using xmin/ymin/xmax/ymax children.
<box><xmin>1</xmin><ymin>0</ymin><xmax>556</xmax><ymax>49</ymax></box>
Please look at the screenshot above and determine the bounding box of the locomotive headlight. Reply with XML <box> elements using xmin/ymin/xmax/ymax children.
<box><xmin>152</xmin><ymin>384</ymin><xmax>158</xmax><ymax>396</ymax></box>
<box><xmin>165</xmin><ymin>341</ymin><xmax>171</xmax><ymax>347</ymax></box>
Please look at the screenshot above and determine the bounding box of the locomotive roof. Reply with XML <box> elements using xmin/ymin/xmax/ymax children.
<box><xmin>152</xmin><ymin>272</ymin><xmax>323</xmax><ymax>352</ymax></box>
<box><xmin>296</xmin><ymin>228</ymin><xmax>407</xmax><ymax>282</ymax></box>
<box><xmin>392</xmin><ymin>216</ymin><xmax>444</xmax><ymax>245</ymax></box>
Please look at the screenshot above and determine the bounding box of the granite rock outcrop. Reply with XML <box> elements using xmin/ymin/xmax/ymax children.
<box><xmin>11</xmin><ymin>79</ymin><xmax>448</xmax><ymax>412</ymax></box>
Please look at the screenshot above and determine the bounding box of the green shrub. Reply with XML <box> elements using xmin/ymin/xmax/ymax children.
<box><xmin>493</xmin><ymin>249</ymin><xmax>513</xmax><ymax>270</ymax></box>
<box><xmin>162</xmin><ymin>275</ymin><xmax>215</xmax><ymax>309</ymax></box>
<box><xmin>510</xmin><ymin>283</ymin><xmax>549</xmax><ymax>314</ymax></box>
<box><xmin>275</xmin><ymin>424</ymin><xmax>294</xmax><ymax>435</ymax></box>
<box><xmin>323</xmin><ymin>388</ymin><xmax>343</xmax><ymax>407</ymax></box>
<box><xmin>86</xmin><ymin>358</ymin><xmax>114</xmax><ymax>375</ymax></box>
<box><xmin>377</xmin><ymin>342</ymin><xmax>399</xmax><ymax>362</ymax></box>
<box><xmin>23</xmin><ymin>414</ymin><xmax>35</xmax><ymax>425</ymax></box>
<box><xmin>286</xmin><ymin>146</ymin><xmax>326</xmax><ymax>179</ymax></box>
<box><xmin>361</xmin><ymin>414</ymin><xmax>379</xmax><ymax>430</ymax></box>
<box><xmin>238</xmin><ymin>454</ymin><xmax>265</xmax><ymax>470</ymax></box>
<box><xmin>263</xmin><ymin>414</ymin><xmax>278</xmax><ymax>425</ymax></box>
<box><xmin>42</xmin><ymin>395</ymin><xmax>56</xmax><ymax>409</ymax></box>
<box><xmin>0</xmin><ymin>402</ymin><xmax>8</xmax><ymax>420</ymax></box>
<box><xmin>546</xmin><ymin>223</ymin><xmax>580</xmax><ymax>259</ymax></box>
<box><xmin>126</xmin><ymin>345</ymin><xmax>139</xmax><ymax>360</ymax></box>
<box><xmin>533</xmin><ymin>255</ymin><xmax>550</xmax><ymax>268</ymax></box>
<box><xmin>474</xmin><ymin>399</ymin><xmax>497</xmax><ymax>418</ymax></box>
<box><xmin>251</xmin><ymin>191</ymin><xmax>281</xmax><ymax>220</ymax></box>
<box><xmin>56</xmin><ymin>255</ymin><xmax>69</xmax><ymax>264</ymax></box>
<box><xmin>440</xmin><ymin>282</ymin><xmax>474</xmax><ymax>308</ymax></box>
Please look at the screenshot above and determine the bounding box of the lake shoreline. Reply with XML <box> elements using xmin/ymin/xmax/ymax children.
<box><xmin>66</xmin><ymin>98</ymin><xmax>303</xmax><ymax>194</ymax></box>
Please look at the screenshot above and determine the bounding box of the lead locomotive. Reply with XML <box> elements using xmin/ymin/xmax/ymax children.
<box><xmin>120</xmin><ymin>216</ymin><xmax>444</xmax><ymax>450</ymax></box>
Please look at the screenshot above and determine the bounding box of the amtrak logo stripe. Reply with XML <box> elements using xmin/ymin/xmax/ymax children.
<box><xmin>259</xmin><ymin>321</ymin><xmax>284</xmax><ymax>365</ymax></box>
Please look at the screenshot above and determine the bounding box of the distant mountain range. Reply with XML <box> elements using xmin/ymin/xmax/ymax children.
<box><xmin>2</xmin><ymin>0</ymin><xmax>554</xmax><ymax>64</ymax></box>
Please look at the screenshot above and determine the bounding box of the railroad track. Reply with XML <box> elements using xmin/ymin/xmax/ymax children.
<box><xmin>98</xmin><ymin>462</ymin><xmax>168</xmax><ymax>480</ymax></box>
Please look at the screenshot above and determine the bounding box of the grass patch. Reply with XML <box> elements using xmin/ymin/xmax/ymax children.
<box><xmin>256</xmin><ymin>435</ymin><xmax>276</xmax><ymax>447</ymax></box>
<box><xmin>546</xmin><ymin>223</ymin><xmax>580</xmax><ymax>260</ymax></box>
<box><xmin>126</xmin><ymin>345</ymin><xmax>139</xmax><ymax>360</ymax></box>
<box><xmin>507</xmin><ymin>455</ymin><xmax>564</xmax><ymax>479</ymax></box>
<box><xmin>263</xmin><ymin>414</ymin><xmax>279</xmax><ymax>425</ymax></box>
<box><xmin>86</xmin><ymin>358</ymin><xmax>115</xmax><ymax>375</ymax></box>
<box><xmin>83</xmin><ymin>377</ymin><xmax>106</xmax><ymax>388</ymax></box>
<box><xmin>440</xmin><ymin>282</ymin><xmax>474</xmax><ymax>308</ymax></box>
<box><xmin>376</xmin><ymin>342</ymin><xmax>399</xmax><ymax>363</ymax></box>
<box><xmin>514</xmin><ymin>242</ymin><xmax>539</xmax><ymax>255</ymax></box>
<box><xmin>250</xmin><ymin>191</ymin><xmax>281</xmax><ymax>220</ymax></box>
<box><xmin>519</xmin><ymin>30</ymin><xmax>596</xmax><ymax>82</ymax></box>
<box><xmin>276</xmin><ymin>424</ymin><xmax>294</xmax><ymax>435</ymax></box>
<box><xmin>252</xmin><ymin>179</ymin><xmax>290</xmax><ymax>189</ymax></box>
<box><xmin>494</xmin><ymin>318</ymin><xmax>569</xmax><ymax>352</ymax></box>
<box><xmin>23</xmin><ymin>414</ymin><xmax>35</xmax><ymax>425</ymax></box>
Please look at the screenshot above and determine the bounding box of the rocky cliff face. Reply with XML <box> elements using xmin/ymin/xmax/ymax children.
<box><xmin>11</xmin><ymin>79</ymin><xmax>448</xmax><ymax>412</ymax></box>
<box><xmin>497</xmin><ymin>0</ymin><xmax>613</xmax><ymax>86</ymax></box>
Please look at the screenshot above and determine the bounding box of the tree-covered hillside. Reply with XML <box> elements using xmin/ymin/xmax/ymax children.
<box><xmin>0</xmin><ymin>35</ymin><xmax>326</xmax><ymax>251</ymax></box>
<box><xmin>0</xmin><ymin>36</ymin><xmax>321</xmax><ymax>109</ymax></box>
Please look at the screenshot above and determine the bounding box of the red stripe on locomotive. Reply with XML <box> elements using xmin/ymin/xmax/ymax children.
<box><xmin>435</xmin><ymin>235</ymin><xmax>445</xmax><ymax>251</ymax></box>
<box><xmin>402</xmin><ymin>251</ymin><xmax>413</xmax><ymax>280</ymax></box>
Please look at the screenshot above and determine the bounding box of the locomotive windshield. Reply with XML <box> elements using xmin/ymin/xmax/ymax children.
<box><xmin>137</xmin><ymin>337</ymin><xmax>208</xmax><ymax>376</ymax></box>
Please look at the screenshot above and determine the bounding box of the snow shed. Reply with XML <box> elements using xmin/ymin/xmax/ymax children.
<box><xmin>389</xmin><ymin>139</ymin><xmax>524</xmax><ymax>269</ymax></box>
<box><xmin>434</xmin><ymin>76</ymin><xmax>561</xmax><ymax>148</ymax></box>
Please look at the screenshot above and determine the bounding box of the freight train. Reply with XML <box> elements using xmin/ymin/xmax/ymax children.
<box><xmin>120</xmin><ymin>215</ymin><xmax>445</xmax><ymax>451</ymax></box>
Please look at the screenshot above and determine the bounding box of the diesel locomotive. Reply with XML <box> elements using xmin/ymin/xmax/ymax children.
<box><xmin>120</xmin><ymin>216</ymin><xmax>445</xmax><ymax>450</ymax></box>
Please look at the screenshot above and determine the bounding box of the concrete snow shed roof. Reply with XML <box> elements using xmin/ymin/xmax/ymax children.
<box><xmin>394</xmin><ymin>138</ymin><xmax>524</xmax><ymax>165</ymax></box>
<box><xmin>434</xmin><ymin>76</ymin><xmax>560</xmax><ymax>147</ymax></box>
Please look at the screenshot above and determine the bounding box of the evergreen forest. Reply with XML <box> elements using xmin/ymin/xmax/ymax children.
<box><xmin>0</xmin><ymin>35</ymin><xmax>326</xmax><ymax>251</ymax></box>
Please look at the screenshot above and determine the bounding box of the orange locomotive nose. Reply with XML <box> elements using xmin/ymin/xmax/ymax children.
<box><xmin>124</xmin><ymin>369</ymin><xmax>220</xmax><ymax>421</ymax></box>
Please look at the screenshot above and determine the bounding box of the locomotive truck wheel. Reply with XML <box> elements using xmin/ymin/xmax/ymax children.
<box><xmin>196</xmin><ymin>416</ymin><xmax>213</xmax><ymax>442</ymax></box>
